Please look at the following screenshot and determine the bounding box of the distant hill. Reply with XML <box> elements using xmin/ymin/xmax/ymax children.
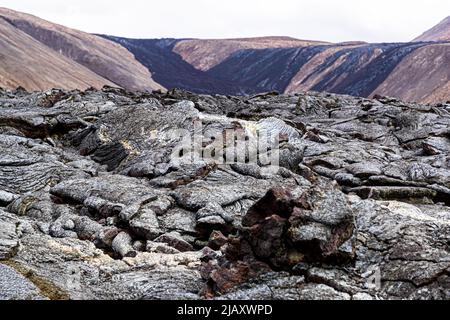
<box><xmin>0</xmin><ymin>7</ymin><xmax>163</xmax><ymax>91</ymax></box>
<box><xmin>1</xmin><ymin>7</ymin><xmax>449</xmax><ymax>104</ymax></box>
<box><xmin>109</xmin><ymin>36</ymin><xmax>450</xmax><ymax>103</ymax></box>
<box><xmin>173</xmin><ymin>37</ymin><xmax>329</xmax><ymax>71</ymax></box>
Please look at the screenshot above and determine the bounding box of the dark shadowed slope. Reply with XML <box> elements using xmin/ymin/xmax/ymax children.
<box><xmin>206</xmin><ymin>45</ymin><xmax>329</xmax><ymax>93</ymax></box>
<box><xmin>309</xmin><ymin>43</ymin><xmax>427</xmax><ymax>97</ymax></box>
<box><xmin>101</xmin><ymin>36</ymin><xmax>252</xmax><ymax>95</ymax></box>
<box><xmin>208</xmin><ymin>42</ymin><xmax>429</xmax><ymax>98</ymax></box>
<box><xmin>106</xmin><ymin>33</ymin><xmax>450</xmax><ymax>103</ymax></box>
<box><xmin>105</xmin><ymin>36</ymin><xmax>432</xmax><ymax>100</ymax></box>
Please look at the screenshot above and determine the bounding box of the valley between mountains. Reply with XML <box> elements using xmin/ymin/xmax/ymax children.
<box><xmin>0</xmin><ymin>7</ymin><xmax>449</xmax><ymax>104</ymax></box>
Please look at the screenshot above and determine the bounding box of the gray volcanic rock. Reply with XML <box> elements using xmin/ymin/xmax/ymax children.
<box><xmin>0</xmin><ymin>264</ymin><xmax>44</xmax><ymax>300</ymax></box>
<box><xmin>241</xmin><ymin>183</ymin><xmax>355</xmax><ymax>268</ymax></box>
<box><xmin>1</xmin><ymin>87</ymin><xmax>450</xmax><ymax>300</ymax></box>
<box><xmin>0</xmin><ymin>210</ymin><xmax>19</xmax><ymax>259</ymax></box>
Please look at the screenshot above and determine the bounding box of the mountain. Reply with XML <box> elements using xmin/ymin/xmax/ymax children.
<box><xmin>100</xmin><ymin>36</ymin><xmax>252</xmax><ymax>95</ymax></box>
<box><xmin>173</xmin><ymin>37</ymin><xmax>329</xmax><ymax>71</ymax></box>
<box><xmin>209</xmin><ymin>42</ymin><xmax>428</xmax><ymax>98</ymax></box>
<box><xmin>414</xmin><ymin>16</ymin><xmax>450</xmax><ymax>41</ymax></box>
<box><xmin>0</xmin><ymin>16</ymin><xmax>114</xmax><ymax>91</ymax></box>
<box><xmin>108</xmin><ymin>36</ymin><xmax>450</xmax><ymax>103</ymax></box>
<box><xmin>0</xmin><ymin>7</ymin><xmax>163</xmax><ymax>91</ymax></box>
<box><xmin>0</xmin><ymin>7</ymin><xmax>449</xmax><ymax>104</ymax></box>
<box><xmin>99</xmin><ymin>36</ymin><xmax>329</xmax><ymax>95</ymax></box>
<box><xmin>371</xmin><ymin>42</ymin><xmax>450</xmax><ymax>103</ymax></box>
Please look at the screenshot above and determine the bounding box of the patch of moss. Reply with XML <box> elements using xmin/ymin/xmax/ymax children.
<box><xmin>16</xmin><ymin>195</ymin><xmax>37</xmax><ymax>216</ymax></box>
<box><xmin>0</xmin><ymin>260</ymin><xmax>70</xmax><ymax>300</ymax></box>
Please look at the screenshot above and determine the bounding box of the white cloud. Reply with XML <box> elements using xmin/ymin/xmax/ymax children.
<box><xmin>1</xmin><ymin>0</ymin><xmax>449</xmax><ymax>42</ymax></box>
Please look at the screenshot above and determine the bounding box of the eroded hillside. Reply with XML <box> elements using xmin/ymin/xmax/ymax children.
<box><xmin>0</xmin><ymin>7</ymin><xmax>164</xmax><ymax>92</ymax></box>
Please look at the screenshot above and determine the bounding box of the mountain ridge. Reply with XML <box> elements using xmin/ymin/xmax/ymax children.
<box><xmin>414</xmin><ymin>16</ymin><xmax>450</xmax><ymax>41</ymax></box>
<box><xmin>0</xmin><ymin>14</ymin><xmax>117</xmax><ymax>91</ymax></box>
<box><xmin>0</xmin><ymin>7</ymin><xmax>449</xmax><ymax>104</ymax></box>
<box><xmin>0</xmin><ymin>7</ymin><xmax>164</xmax><ymax>92</ymax></box>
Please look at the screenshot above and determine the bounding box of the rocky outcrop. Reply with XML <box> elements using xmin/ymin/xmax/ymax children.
<box><xmin>0</xmin><ymin>210</ymin><xmax>19</xmax><ymax>260</ymax></box>
<box><xmin>0</xmin><ymin>264</ymin><xmax>44</xmax><ymax>300</ymax></box>
<box><xmin>1</xmin><ymin>87</ymin><xmax>450</xmax><ymax>300</ymax></box>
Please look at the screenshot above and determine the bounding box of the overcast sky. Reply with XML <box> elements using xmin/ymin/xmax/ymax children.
<box><xmin>1</xmin><ymin>0</ymin><xmax>449</xmax><ymax>42</ymax></box>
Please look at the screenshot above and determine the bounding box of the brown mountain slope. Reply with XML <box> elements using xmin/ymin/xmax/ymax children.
<box><xmin>423</xmin><ymin>81</ymin><xmax>450</xmax><ymax>104</ymax></box>
<box><xmin>414</xmin><ymin>16</ymin><xmax>450</xmax><ymax>41</ymax></box>
<box><xmin>116</xmin><ymin>35</ymin><xmax>450</xmax><ymax>104</ymax></box>
<box><xmin>1</xmin><ymin>7</ymin><xmax>448</xmax><ymax>104</ymax></box>
<box><xmin>0</xmin><ymin>7</ymin><xmax>164</xmax><ymax>91</ymax></box>
<box><xmin>0</xmin><ymin>17</ymin><xmax>116</xmax><ymax>91</ymax></box>
<box><xmin>173</xmin><ymin>37</ymin><xmax>328</xmax><ymax>71</ymax></box>
<box><xmin>372</xmin><ymin>43</ymin><xmax>450</xmax><ymax>103</ymax></box>
<box><xmin>285</xmin><ymin>44</ymin><xmax>368</xmax><ymax>93</ymax></box>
